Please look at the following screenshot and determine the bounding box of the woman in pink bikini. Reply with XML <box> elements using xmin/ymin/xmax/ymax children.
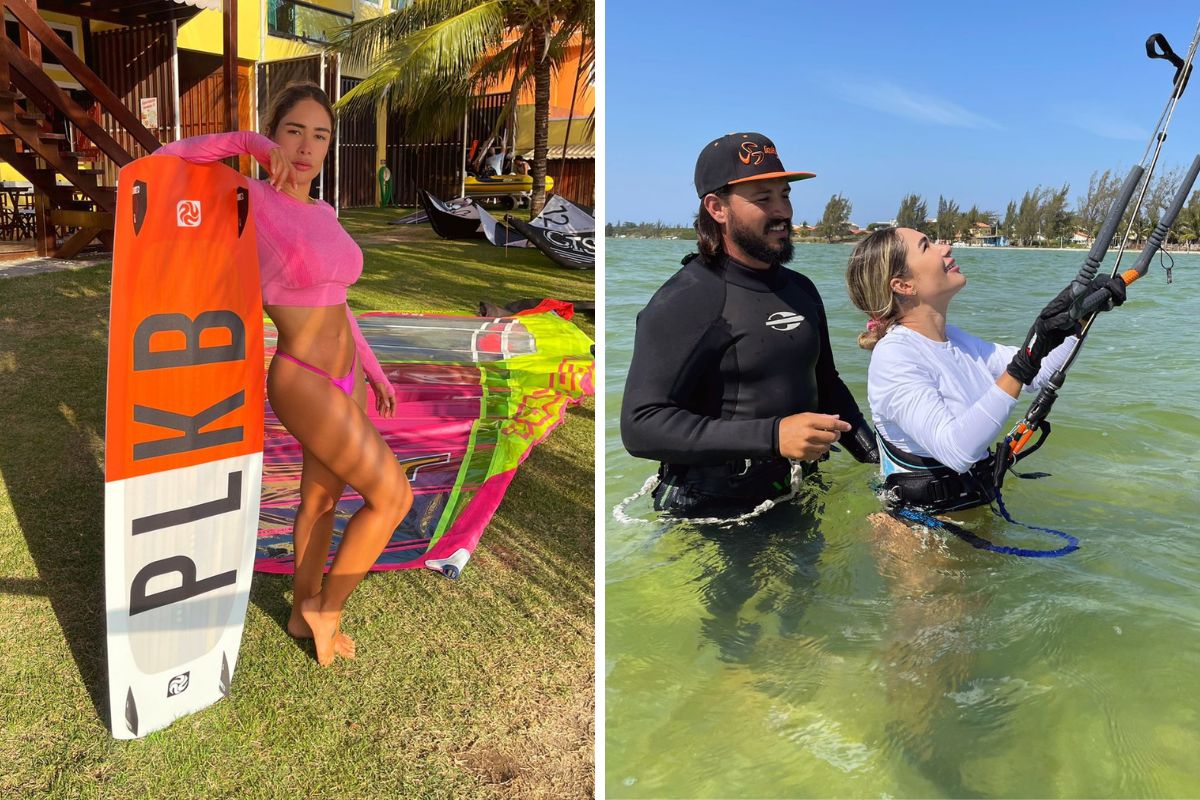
<box><xmin>158</xmin><ymin>81</ymin><xmax>412</xmax><ymax>666</ymax></box>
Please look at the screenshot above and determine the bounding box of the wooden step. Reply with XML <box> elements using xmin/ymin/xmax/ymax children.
<box><xmin>49</xmin><ymin>208</ymin><xmax>114</xmax><ymax>228</ymax></box>
<box><xmin>16</xmin><ymin>111</ymin><xmax>45</xmax><ymax>124</ymax></box>
<box><xmin>37</xmin><ymin>132</ymin><xmax>65</xmax><ymax>141</ymax></box>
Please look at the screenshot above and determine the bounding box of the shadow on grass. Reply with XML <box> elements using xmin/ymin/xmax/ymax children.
<box><xmin>0</xmin><ymin>218</ymin><xmax>596</xmax><ymax>738</ymax></box>
<box><xmin>485</xmin><ymin>402</ymin><xmax>595</xmax><ymax>607</ymax></box>
<box><xmin>0</xmin><ymin>265</ymin><xmax>112</xmax><ymax>727</ymax></box>
<box><xmin>345</xmin><ymin>219</ymin><xmax>594</xmax><ymax>335</ymax></box>
<box><xmin>0</xmin><ymin>577</ymin><xmax>50</xmax><ymax>596</ymax></box>
<box><xmin>247</xmin><ymin>572</ymin><xmax>315</xmax><ymax>658</ymax></box>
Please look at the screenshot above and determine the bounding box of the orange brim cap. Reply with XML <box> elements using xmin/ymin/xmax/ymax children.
<box><xmin>727</xmin><ymin>171</ymin><xmax>816</xmax><ymax>186</ymax></box>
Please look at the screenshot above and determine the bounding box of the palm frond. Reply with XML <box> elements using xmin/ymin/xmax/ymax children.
<box><xmin>469</xmin><ymin>34</ymin><xmax>525</xmax><ymax>90</ymax></box>
<box><xmin>330</xmin><ymin>0</ymin><xmax>597</xmax><ymax>142</ymax></box>
<box><xmin>326</xmin><ymin>0</ymin><xmax>501</xmax><ymax>71</ymax></box>
<box><xmin>334</xmin><ymin>2</ymin><xmax>507</xmax><ymax>126</ymax></box>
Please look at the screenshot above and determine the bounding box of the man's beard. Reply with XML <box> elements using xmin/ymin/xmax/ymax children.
<box><xmin>728</xmin><ymin>214</ymin><xmax>794</xmax><ymax>265</ymax></box>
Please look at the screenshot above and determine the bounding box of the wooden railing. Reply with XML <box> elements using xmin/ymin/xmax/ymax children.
<box><xmin>3</xmin><ymin>0</ymin><xmax>161</xmax><ymax>158</ymax></box>
<box><xmin>0</xmin><ymin>0</ymin><xmax>170</xmax><ymax>255</ymax></box>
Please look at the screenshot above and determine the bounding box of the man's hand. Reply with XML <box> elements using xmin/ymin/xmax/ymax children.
<box><xmin>778</xmin><ymin>413</ymin><xmax>852</xmax><ymax>461</ymax></box>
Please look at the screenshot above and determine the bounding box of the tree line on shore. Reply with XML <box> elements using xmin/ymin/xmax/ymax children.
<box><xmin>608</xmin><ymin>167</ymin><xmax>1200</xmax><ymax>249</ymax></box>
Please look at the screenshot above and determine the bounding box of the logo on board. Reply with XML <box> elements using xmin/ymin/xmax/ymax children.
<box><xmin>167</xmin><ymin>671</ymin><xmax>191</xmax><ymax>697</ymax></box>
<box><xmin>176</xmin><ymin>200</ymin><xmax>201</xmax><ymax>228</ymax></box>
<box><xmin>765</xmin><ymin>311</ymin><xmax>805</xmax><ymax>331</ymax></box>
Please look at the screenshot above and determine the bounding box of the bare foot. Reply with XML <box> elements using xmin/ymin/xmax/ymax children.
<box><xmin>869</xmin><ymin>511</ymin><xmax>915</xmax><ymax>536</ymax></box>
<box><xmin>299</xmin><ymin>596</ymin><xmax>344</xmax><ymax>666</ymax></box>
<box><xmin>287</xmin><ymin>615</ymin><xmax>356</xmax><ymax>658</ymax></box>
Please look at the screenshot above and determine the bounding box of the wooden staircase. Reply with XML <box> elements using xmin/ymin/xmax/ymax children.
<box><xmin>0</xmin><ymin>0</ymin><xmax>166</xmax><ymax>257</ymax></box>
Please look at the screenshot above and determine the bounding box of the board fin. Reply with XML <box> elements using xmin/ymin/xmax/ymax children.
<box><xmin>132</xmin><ymin>180</ymin><xmax>148</xmax><ymax>235</ymax></box>
<box><xmin>124</xmin><ymin>687</ymin><xmax>139</xmax><ymax>736</ymax></box>
<box><xmin>236</xmin><ymin>187</ymin><xmax>248</xmax><ymax>237</ymax></box>
<box><xmin>219</xmin><ymin>652</ymin><xmax>231</xmax><ymax>697</ymax></box>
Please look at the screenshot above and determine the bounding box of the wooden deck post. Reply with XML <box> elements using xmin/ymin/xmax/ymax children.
<box><xmin>18</xmin><ymin>0</ymin><xmax>50</xmax><ymax>255</ymax></box>
<box><xmin>222</xmin><ymin>0</ymin><xmax>238</xmax><ymax>133</ymax></box>
<box><xmin>33</xmin><ymin>183</ymin><xmax>52</xmax><ymax>256</ymax></box>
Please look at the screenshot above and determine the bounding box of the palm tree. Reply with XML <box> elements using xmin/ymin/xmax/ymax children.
<box><xmin>326</xmin><ymin>0</ymin><xmax>594</xmax><ymax>216</ymax></box>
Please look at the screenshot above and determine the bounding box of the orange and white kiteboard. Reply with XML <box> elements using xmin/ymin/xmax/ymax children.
<box><xmin>104</xmin><ymin>156</ymin><xmax>263</xmax><ymax>739</ymax></box>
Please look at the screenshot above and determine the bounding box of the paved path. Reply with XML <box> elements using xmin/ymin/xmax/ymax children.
<box><xmin>0</xmin><ymin>254</ymin><xmax>108</xmax><ymax>279</ymax></box>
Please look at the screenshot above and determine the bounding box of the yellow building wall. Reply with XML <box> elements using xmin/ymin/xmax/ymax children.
<box><xmin>177</xmin><ymin>4</ymin><xmax>263</xmax><ymax>60</ymax></box>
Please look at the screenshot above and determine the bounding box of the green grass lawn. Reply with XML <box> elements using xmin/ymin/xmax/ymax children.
<box><xmin>0</xmin><ymin>210</ymin><xmax>595</xmax><ymax>799</ymax></box>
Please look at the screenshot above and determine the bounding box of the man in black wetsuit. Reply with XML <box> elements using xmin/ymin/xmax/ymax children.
<box><xmin>621</xmin><ymin>132</ymin><xmax>878</xmax><ymax>518</ymax></box>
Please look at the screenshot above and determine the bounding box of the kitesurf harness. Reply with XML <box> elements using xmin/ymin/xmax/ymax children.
<box><xmin>879</xmin><ymin>433</ymin><xmax>1077</xmax><ymax>558</ymax></box>
<box><xmin>879</xmin><ymin>437</ymin><xmax>997</xmax><ymax>513</ymax></box>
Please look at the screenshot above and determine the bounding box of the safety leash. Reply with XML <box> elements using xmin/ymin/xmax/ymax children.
<box><xmin>889</xmin><ymin>501</ymin><xmax>1078</xmax><ymax>559</ymax></box>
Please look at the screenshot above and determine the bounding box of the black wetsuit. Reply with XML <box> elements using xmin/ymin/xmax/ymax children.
<box><xmin>620</xmin><ymin>252</ymin><xmax>875</xmax><ymax>516</ymax></box>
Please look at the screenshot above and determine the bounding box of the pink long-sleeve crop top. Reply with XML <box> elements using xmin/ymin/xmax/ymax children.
<box><xmin>155</xmin><ymin>131</ymin><xmax>386</xmax><ymax>385</ymax></box>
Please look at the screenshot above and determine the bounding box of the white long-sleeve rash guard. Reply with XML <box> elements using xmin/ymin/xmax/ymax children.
<box><xmin>868</xmin><ymin>323</ymin><xmax>1074</xmax><ymax>473</ymax></box>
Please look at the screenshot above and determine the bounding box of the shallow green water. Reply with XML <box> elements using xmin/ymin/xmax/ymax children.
<box><xmin>604</xmin><ymin>240</ymin><xmax>1200</xmax><ymax>798</ymax></box>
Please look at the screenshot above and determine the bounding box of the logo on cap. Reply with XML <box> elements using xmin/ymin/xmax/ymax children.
<box><xmin>738</xmin><ymin>141</ymin><xmax>778</xmax><ymax>166</ymax></box>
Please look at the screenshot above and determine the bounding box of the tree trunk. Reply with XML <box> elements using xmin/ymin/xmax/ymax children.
<box><xmin>530</xmin><ymin>24</ymin><xmax>550</xmax><ymax>217</ymax></box>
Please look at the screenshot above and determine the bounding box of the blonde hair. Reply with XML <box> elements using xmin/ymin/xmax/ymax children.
<box><xmin>845</xmin><ymin>227</ymin><xmax>910</xmax><ymax>349</ymax></box>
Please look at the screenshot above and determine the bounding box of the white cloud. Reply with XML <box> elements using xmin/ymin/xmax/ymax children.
<box><xmin>1060</xmin><ymin>105</ymin><xmax>1148</xmax><ymax>141</ymax></box>
<box><xmin>832</xmin><ymin>78</ymin><xmax>1002</xmax><ymax>130</ymax></box>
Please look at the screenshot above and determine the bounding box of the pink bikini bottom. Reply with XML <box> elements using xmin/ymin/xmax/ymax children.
<box><xmin>275</xmin><ymin>350</ymin><xmax>357</xmax><ymax>396</ymax></box>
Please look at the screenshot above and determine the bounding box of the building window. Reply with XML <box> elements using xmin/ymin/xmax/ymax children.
<box><xmin>4</xmin><ymin>19</ymin><xmax>76</xmax><ymax>67</ymax></box>
<box><xmin>267</xmin><ymin>0</ymin><xmax>353</xmax><ymax>44</ymax></box>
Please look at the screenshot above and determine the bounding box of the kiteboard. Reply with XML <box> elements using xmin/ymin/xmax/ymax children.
<box><xmin>104</xmin><ymin>156</ymin><xmax>263</xmax><ymax>739</ymax></box>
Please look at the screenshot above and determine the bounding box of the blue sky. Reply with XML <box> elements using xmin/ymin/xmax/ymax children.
<box><xmin>605</xmin><ymin>1</ymin><xmax>1200</xmax><ymax>227</ymax></box>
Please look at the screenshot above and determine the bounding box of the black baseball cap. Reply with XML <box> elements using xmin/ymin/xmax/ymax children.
<box><xmin>694</xmin><ymin>132</ymin><xmax>815</xmax><ymax>198</ymax></box>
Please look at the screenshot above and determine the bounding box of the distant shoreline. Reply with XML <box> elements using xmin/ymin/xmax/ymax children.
<box><xmin>607</xmin><ymin>235</ymin><xmax>1200</xmax><ymax>255</ymax></box>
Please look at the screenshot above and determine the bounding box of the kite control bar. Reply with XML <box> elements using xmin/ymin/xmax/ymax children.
<box><xmin>1069</xmin><ymin>165</ymin><xmax>1144</xmax><ymax>298</ymax></box>
<box><xmin>1074</xmin><ymin>153</ymin><xmax>1200</xmax><ymax>317</ymax></box>
<box><xmin>998</xmin><ymin>154</ymin><xmax>1199</xmax><ymax>475</ymax></box>
<box><xmin>994</xmin><ymin>23</ymin><xmax>1200</xmax><ymax>486</ymax></box>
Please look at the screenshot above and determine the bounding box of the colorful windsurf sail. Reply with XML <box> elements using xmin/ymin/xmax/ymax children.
<box><xmin>255</xmin><ymin>309</ymin><xmax>594</xmax><ymax>579</ymax></box>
